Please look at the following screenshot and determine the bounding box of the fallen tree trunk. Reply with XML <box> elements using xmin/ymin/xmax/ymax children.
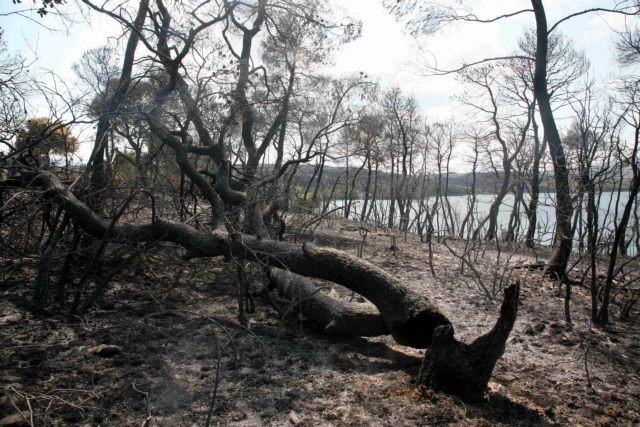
<box><xmin>7</xmin><ymin>170</ymin><xmax>449</xmax><ymax>348</ymax></box>
<box><xmin>231</xmin><ymin>237</ymin><xmax>450</xmax><ymax>347</ymax></box>
<box><xmin>4</xmin><ymin>170</ymin><xmax>521</xmax><ymax>400</ymax></box>
<box><xmin>267</xmin><ymin>267</ymin><xmax>388</xmax><ymax>337</ymax></box>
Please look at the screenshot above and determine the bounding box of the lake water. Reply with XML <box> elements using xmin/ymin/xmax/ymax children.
<box><xmin>326</xmin><ymin>191</ymin><xmax>637</xmax><ymax>253</ymax></box>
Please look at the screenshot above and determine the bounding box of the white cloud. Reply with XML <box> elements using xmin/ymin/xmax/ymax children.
<box><xmin>328</xmin><ymin>0</ymin><xmax>631</xmax><ymax>124</ymax></box>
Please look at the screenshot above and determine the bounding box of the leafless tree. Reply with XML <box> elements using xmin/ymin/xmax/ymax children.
<box><xmin>386</xmin><ymin>0</ymin><xmax>638</xmax><ymax>280</ymax></box>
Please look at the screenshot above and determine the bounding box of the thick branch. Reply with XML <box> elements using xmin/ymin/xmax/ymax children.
<box><xmin>267</xmin><ymin>268</ymin><xmax>388</xmax><ymax>337</ymax></box>
<box><xmin>144</xmin><ymin>114</ymin><xmax>227</xmax><ymax>223</ymax></box>
<box><xmin>549</xmin><ymin>6</ymin><xmax>640</xmax><ymax>34</ymax></box>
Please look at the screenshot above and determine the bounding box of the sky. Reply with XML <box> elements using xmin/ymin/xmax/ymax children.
<box><xmin>331</xmin><ymin>0</ymin><xmax>637</xmax><ymax>118</ymax></box>
<box><xmin>1</xmin><ymin>0</ymin><xmax>638</xmax><ymax>165</ymax></box>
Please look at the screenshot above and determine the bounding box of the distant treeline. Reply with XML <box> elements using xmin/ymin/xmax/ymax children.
<box><xmin>283</xmin><ymin>164</ymin><xmax>629</xmax><ymax>199</ymax></box>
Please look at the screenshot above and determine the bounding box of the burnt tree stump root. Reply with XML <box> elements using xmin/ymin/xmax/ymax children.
<box><xmin>417</xmin><ymin>283</ymin><xmax>520</xmax><ymax>401</ymax></box>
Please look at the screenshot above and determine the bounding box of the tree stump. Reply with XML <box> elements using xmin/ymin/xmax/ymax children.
<box><xmin>417</xmin><ymin>283</ymin><xmax>520</xmax><ymax>401</ymax></box>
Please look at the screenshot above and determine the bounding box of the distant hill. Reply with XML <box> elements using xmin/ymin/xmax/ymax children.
<box><xmin>283</xmin><ymin>164</ymin><xmax>557</xmax><ymax>198</ymax></box>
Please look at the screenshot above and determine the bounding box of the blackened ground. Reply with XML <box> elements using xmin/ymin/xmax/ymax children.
<box><xmin>0</xmin><ymin>218</ymin><xmax>638</xmax><ymax>426</ymax></box>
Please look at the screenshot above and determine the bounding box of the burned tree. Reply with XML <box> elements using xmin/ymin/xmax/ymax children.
<box><xmin>387</xmin><ymin>0</ymin><xmax>639</xmax><ymax>280</ymax></box>
<box><xmin>0</xmin><ymin>0</ymin><xmax>526</xmax><ymax>404</ymax></box>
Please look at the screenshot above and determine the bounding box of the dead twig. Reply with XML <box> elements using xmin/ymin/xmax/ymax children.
<box><xmin>1</xmin><ymin>388</ymin><xmax>32</xmax><ymax>427</ymax></box>
<box><xmin>204</xmin><ymin>326</ymin><xmax>222</xmax><ymax>427</ymax></box>
<box><xmin>132</xmin><ymin>382</ymin><xmax>152</xmax><ymax>427</ymax></box>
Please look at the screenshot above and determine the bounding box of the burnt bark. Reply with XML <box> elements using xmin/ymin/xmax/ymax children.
<box><xmin>525</xmin><ymin>115</ymin><xmax>546</xmax><ymax>248</ymax></box>
<box><xmin>90</xmin><ymin>0</ymin><xmax>148</xmax><ymax>192</ymax></box>
<box><xmin>267</xmin><ymin>267</ymin><xmax>388</xmax><ymax>336</ymax></box>
<box><xmin>238</xmin><ymin>240</ymin><xmax>450</xmax><ymax>347</ymax></box>
<box><xmin>531</xmin><ymin>0</ymin><xmax>574</xmax><ymax>280</ymax></box>
<box><xmin>417</xmin><ymin>283</ymin><xmax>520</xmax><ymax>401</ymax></box>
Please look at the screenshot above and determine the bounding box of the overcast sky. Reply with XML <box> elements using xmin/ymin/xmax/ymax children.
<box><xmin>1</xmin><ymin>0</ymin><xmax>638</xmax><ymax>164</ymax></box>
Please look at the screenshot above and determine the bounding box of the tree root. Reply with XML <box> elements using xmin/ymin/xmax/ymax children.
<box><xmin>417</xmin><ymin>282</ymin><xmax>520</xmax><ymax>401</ymax></box>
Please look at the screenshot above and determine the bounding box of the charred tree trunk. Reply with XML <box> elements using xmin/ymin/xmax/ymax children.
<box><xmin>532</xmin><ymin>0</ymin><xmax>574</xmax><ymax>280</ymax></box>
<box><xmin>598</xmin><ymin>129</ymin><xmax>640</xmax><ymax>326</ymax></box>
<box><xmin>268</xmin><ymin>268</ymin><xmax>388</xmax><ymax>336</ymax></box>
<box><xmin>459</xmin><ymin>140</ymin><xmax>479</xmax><ymax>239</ymax></box>
<box><xmin>480</xmin><ymin>167</ymin><xmax>511</xmax><ymax>242</ymax></box>
<box><xmin>244</xmin><ymin>241</ymin><xmax>451</xmax><ymax>347</ymax></box>
<box><xmin>368</xmin><ymin>160</ymin><xmax>380</xmax><ymax>224</ymax></box>
<box><xmin>443</xmin><ymin>137</ymin><xmax>455</xmax><ymax>235</ymax></box>
<box><xmin>303</xmin><ymin>161</ymin><xmax>320</xmax><ymax>202</ymax></box>
<box><xmin>312</xmin><ymin>150</ymin><xmax>327</xmax><ymax>203</ymax></box>
<box><xmin>388</xmin><ymin>153</ymin><xmax>396</xmax><ymax>229</ymax></box>
<box><xmin>90</xmin><ymin>0</ymin><xmax>148</xmax><ymax>194</ymax></box>
<box><xmin>360</xmin><ymin>154</ymin><xmax>373</xmax><ymax>223</ymax></box>
<box><xmin>505</xmin><ymin>182</ymin><xmax>524</xmax><ymax>242</ymax></box>
<box><xmin>417</xmin><ymin>283</ymin><xmax>520</xmax><ymax>401</ymax></box>
<box><xmin>525</xmin><ymin>119</ymin><xmax>546</xmax><ymax>248</ymax></box>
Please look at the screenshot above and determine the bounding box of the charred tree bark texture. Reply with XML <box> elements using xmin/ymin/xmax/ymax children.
<box><xmin>417</xmin><ymin>283</ymin><xmax>520</xmax><ymax>401</ymax></box>
<box><xmin>531</xmin><ymin>0</ymin><xmax>574</xmax><ymax>280</ymax></box>
<box><xmin>232</xmin><ymin>239</ymin><xmax>450</xmax><ymax>348</ymax></box>
<box><xmin>267</xmin><ymin>267</ymin><xmax>388</xmax><ymax>336</ymax></box>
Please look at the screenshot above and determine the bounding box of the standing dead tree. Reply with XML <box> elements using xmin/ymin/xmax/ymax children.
<box><xmin>387</xmin><ymin>0</ymin><xmax>639</xmax><ymax>280</ymax></box>
<box><xmin>597</xmin><ymin>79</ymin><xmax>640</xmax><ymax>326</ymax></box>
<box><xmin>457</xmin><ymin>65</ymin><xmax>532</xmax><ymax>242</ymax></box>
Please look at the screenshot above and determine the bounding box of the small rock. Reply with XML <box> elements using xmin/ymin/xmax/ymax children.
<box><xmin>525</xmin><ymin>322</ymin><xmax>546</xmax><ymax>336</ymax></box>
<box><xmin>545</xmin><ymin>407</ymin><xmax>555</xmax><ymax>418</ymax></box>
<box><xmin>548</xmin><ymin>322</ymin><xmax>563</xmax><ymax>335</ymax></box>
<box><xmin>489</xmin><ymin>383</ymin><xmax>508</xmax><ymax>396</ymax></box>
<box><xmin>87</xmin><ymin>344</ymin><xmax>122</xmax><ymax>357</ymax></box>
<box><xmin>560</xmin><ymin>333</ymin><xmax>578</xmax><ymax>347</ymax></box>
<box><xmin>285</xmin><ymin>388</ymin><xmax>301</xmax><ymax>399</ymax></box>
<box><xmin>239</xmin><ymin>367</ymin><xmax>257</xmax><ymax>377</ymax></box>
<box><xmin>289</xmin><ymin>410</ymin><xmax>301</xmax><ymax>425</ymax></box>
<box><xmin>0</xmin><ymin>411</ymin><xmax>30</xmax><ymax>426</ymax></box>
<box><xmin>499</xmin><ymin>373</ymin><xmax>516</xmax><ymax>383</ymax></box>
<box><xmin>0</xmin><ymin>315</ymin><xmax>19</xmax><ymax>326</ymax></box>
<box><xmin>235</xmin><ymin>399</ymin><xmax>250</xmax><ymax>413</ymax></box>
